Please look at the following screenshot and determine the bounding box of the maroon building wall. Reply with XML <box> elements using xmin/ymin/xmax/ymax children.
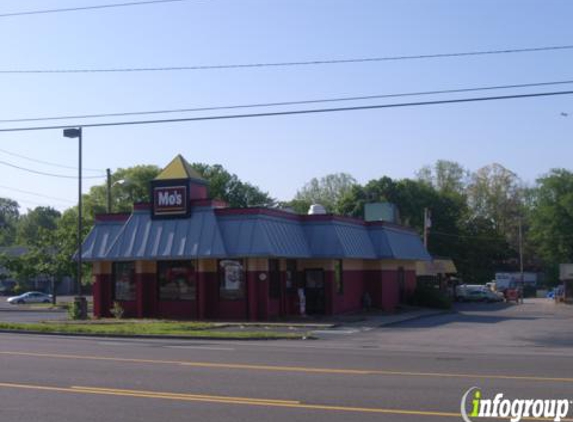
<box><xmin>381</xmin><ymin>270</ymin><xmax>400</xmax><ymax>312</ymax></box>
<box><xmin>93</xmin><ymin>274</ymin><xmax>113</xmax><ymax>318</ymax></box>
<box><xmin>333</xmin><ymin>270</ymin><xmax>364</xmax><ymax>314</ymax></box>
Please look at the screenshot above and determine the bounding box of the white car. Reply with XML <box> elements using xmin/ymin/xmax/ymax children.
<box><xmin>7</xmin><ymin>291</ymin><xmax>52</xmax><ymax>305</ymax></box>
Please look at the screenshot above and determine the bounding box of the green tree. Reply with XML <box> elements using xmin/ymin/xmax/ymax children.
<box><xmin>0</xmin><ymin>197</ymin><xmax>20</xmax><ymax>246</ymax></box>
<box><xmin>191</xmin><ymin>163</ymin><xmax>274</xmax><ymax>208</ymax></box>
<box><xmin>293</xmin><ymin>173</ymin><xmax>357</xmax><ymax>213</ymax></box>
<box><xmin>16</xmin><ymin>206</ymin><xmax>61</xmax><ymax>246</ymax></box>
<box><xmin>84</xmin><ymin>165</ymin><xmax>162</xmax><ymax>217</ymax></box>
<box><xmin>417</xmin><ymin>160</ymin><xmax>469</xmax><ymax>196</ymax></box>
<box><xmin>529</xmin><ymin>169</ymin><xmax>573</xmax><ymax>283</ymax></box>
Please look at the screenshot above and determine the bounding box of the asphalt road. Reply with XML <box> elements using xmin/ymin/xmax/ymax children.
<box><xmin>1</xmin><ymin>299</ymin><xmax>572</xmax><ymax>422</ymax></box>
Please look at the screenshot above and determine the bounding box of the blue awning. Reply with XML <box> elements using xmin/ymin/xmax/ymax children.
<box><xmin>80</xmin><ymin>208</ymin><xmax>431</xmax><ymax>262</ymax></box>
<box><xmin>105</xmin><ymin>207</ymin><xmax>227</xmax><ymax>260</ymax></box>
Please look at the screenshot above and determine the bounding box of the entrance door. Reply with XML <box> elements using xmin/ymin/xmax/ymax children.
<box><xmin>305</xmin><ymin>269</ymin><xmax>325</xmax><ymax>314</ymax></box>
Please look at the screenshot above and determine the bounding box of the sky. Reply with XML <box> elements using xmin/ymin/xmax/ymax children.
<box><xmin>0</xmin><ymin>0</ymin><xmax>572</xmax><ymax>213</ymax></box>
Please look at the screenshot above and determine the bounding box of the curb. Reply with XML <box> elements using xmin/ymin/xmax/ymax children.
<box><xmin>0</xmin><ymin>308</ymin><xmax>67</xmax><ymax>313</ymax></box>
<box><xmin>377</xmin><ymin>309</ymin><xmax>454</xmax><ymax>328</ymax></box>
<box><xmin>0</xmin><ymin>329</ymin><xmax>314</xmax><ymax>341</ymax></box>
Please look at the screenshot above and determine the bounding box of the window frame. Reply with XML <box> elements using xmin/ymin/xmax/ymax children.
<box><xmin>157</xmin><ymin>260</ymin><xmax>197</xmax><ymax>301</ymax></box>
<box><xmin>218</xmin><ymin>259</ymin><xmax>246</xmax><ymax>300</ymax></box>
<box><xmin>112</xmin><ymin>261</ymin><xmax>136</xmax><ymax>302</ymax></box>
<box><xmin>335</xmin><ymin>259</ymin><xmax>344</xmax><ymax>295</ymax></box>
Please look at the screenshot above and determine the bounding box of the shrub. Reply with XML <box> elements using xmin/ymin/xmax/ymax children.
<box><xmin>67</xmin><ymin>300</ymin><xmax>83</xmax><ymax>320</ymax></box>
<box><xmin>411</xmin><ymin>283</ymin><xmax>452</xmax><ymax>309</ymax></box>
<box><xmin>110</xmin><ymin>301</ymin><xmax>124</xmax><ymax>320</ymax></box>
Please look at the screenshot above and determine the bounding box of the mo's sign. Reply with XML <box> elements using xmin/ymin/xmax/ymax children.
<box><xmin>153</xmin><ymin>185</ymin><xmax>189</xmax><ymax>217</ymax></box>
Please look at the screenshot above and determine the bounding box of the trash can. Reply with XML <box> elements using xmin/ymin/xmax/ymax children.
<box><xmin>74</xmin><ymin>296</ymin><xmax>88</xmax><ymax>320</ymax></box>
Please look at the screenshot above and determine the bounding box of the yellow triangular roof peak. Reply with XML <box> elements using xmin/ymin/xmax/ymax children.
<box><xmin>154</xmin><ymin>154</ymin><xmax>205</xmax><ymax>181</ymax></box>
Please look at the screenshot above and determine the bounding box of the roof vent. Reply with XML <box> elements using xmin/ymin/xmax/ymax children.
<box><xmin>308</xmin><ymin>204</ymin><xmax>327</xmax><ymax>215</ymax></box>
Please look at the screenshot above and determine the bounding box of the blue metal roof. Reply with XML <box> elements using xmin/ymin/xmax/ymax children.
<box><xmin>79</xmin><ymin>220</ymin><xmax>125</xmax><ymax>261</ymax></box>
<box><xmin>218</xmin><ymin>214</ymin><xmax>310</xmax><ymax>257</ymax></box>
<box><xmin>369</xmin><ymin>226</ymin><xmax>431</xmax><ymax>261</ymax></box>
<box><xmin>105</xmin><ymin>207</ymin><xmax>227</xmax><ymax>260</ymax></box>
<box><xmin>304</xmin><ymin>221</ymin><xmax>377</xmax><ymax>259</ymax></box>
<box><xmin>81</xmin><ymin>208</ymin><xmax>431</xmax><ymax>262</ymax></box>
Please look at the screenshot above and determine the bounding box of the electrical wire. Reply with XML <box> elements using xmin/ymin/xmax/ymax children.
<box><xmin>1</xmin><ymin>45</ymin><xmax>572</xmax><ymax>74</ymax></box>
<box><xmin>0</xmin><ymin>184</ymin><xmax>75</xmax><ymax>204</ymax></box>
<box><xmin>0</xmin><ymin>0</ymin><xmax>187</xmax><ymax>18</ymax></box>
<box><xmin>1</xmin><ymin>79</ymin><xmax>572</xmax><ymax>124</ymax></box>
<box><xmin>0</xmin><ymin>160</ymin><xmax>104</xmax><ymax>179</ymax></box>
<box><xmin>430</xmin><ymin>230</ymin><xmax>507</xmax><ymax>241</ymax></box>
<box><xmin>0</xmin><ymin>147</ymin><xmax>104</xmax><ymax>173</ymax></box>
<box><xmin>0</xmin><ymin>90</ymin><xmax>571</xmax><ymax>133</ymax></box>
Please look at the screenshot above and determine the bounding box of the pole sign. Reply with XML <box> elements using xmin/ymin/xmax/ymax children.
<box><xmin>152</xmin><ymin>185</ymin><xmax>189</xmax><ymax>218</ymax></box>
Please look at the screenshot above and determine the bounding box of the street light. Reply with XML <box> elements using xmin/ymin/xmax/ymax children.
<box><xmin>63</xmin><ymin>127</ymin><xmax>84</xmax><ymax>305</ymax></box>
<box><xmin>106</xmin><ymin>168</ymin><xmax>129</xmax><ymax>213</ymax></box>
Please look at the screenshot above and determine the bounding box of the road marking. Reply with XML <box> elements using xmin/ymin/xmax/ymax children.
<box><xmin>163</xmin><ymin>345</ymin><xmax>235</xmax><ymax>351</ymax></box>
<box><xmin>1</xmin><ymin>381</ymin><xmax>572</xmax><ymax>421</ymax></box>
<box><xmin>1</xmin><ymin>350</ymin><xmax>573</xmax><ymax>383</ymax></box>
<box><xmin>311</xmin><ymin>330</ymin><xmax>358</xmax><ymax>335</ymax></box>
<box><xmin>0</xmin><ymin>381</ymin><xmax>463</xmax><ymax>419</ymax></box>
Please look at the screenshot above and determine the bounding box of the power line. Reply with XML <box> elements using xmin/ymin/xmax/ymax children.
<box><xmin>431</xmin><ymin>230</ymin><xmax>506</xmax><ymax>242</ymax></box>
<box><xmin>1</xmin><ymin>45</ymin><xmax>572</xmax><ymax>74</ymax></box>
<box><xmin>0</xmin><ymin>160</ymin><xmax>104</xmax><ymax>179</ymax></box>
<box><xmin>0</xmin><ymin>184</ymin><xmax>75</xmax><ymax>204</ymax></box>
<box><xmin>1</xmin><ymin>79</ymin><xmax>573</xmax><ymax>124</ymax></box>
<box><xmin>0</xmin><ymin>0</ymin><xmax>187</xmax><ymax>18</ymax></box>
<box><xmin>0</xmin><ymin>90</ymin><xmax>571</xmax><ymax>133</ymax></box>
<box><xmin>0</xmin><ymin>147</ymin><xmax>104</xmax><ymax>173</ymax></box>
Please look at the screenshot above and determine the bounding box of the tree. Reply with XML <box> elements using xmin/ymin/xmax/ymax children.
<box><xmin>529</xmin><ymin>169</ymin><xmax>573</xmax><ymax>283</ymax></box>
<box><xmin>84</xmin><ymin>165</ymin><xmax>162</xmax><ymax>217</ymax></box>
<box><xmin>16</xmin><ymin>206</ymin><xmax>61</xmax><ymax>246</ymax></box>
<box><xmin>417</xmin><ymin>160</ymin><xmax>469</xmax><ymax>196</ymax></box>
<box><xmin>191</xmin><ymin>163</ymin><xmax>274</xmax><ymax>208</ymax></box>
<box><xmin>0</xmin><ymin>197</ymin><xmax>19</xmax><ymax>246</ymax></box>
<box><xmin>293</xmin><ymin>173</ymin><xmax>357</xmax><ymax>213</ymax></box>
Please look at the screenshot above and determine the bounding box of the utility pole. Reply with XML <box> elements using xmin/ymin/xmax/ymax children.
<box><xmin>518</xmin><ymin>217</ymin><xmax>524</xmax><ymax>303</ymax></box>
<box><xmin>106</xmin><ymin>168</ymin><xmax>112</xmax><ymax>213</ymax></box>
<box><xmin>423</xmin><ymin>208</ymin><xmax>431</xmax><ymax>249</ymax></box>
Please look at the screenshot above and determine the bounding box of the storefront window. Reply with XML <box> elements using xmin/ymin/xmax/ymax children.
<box><xmin>113</xmin><ymin>262</ymin><xmax>136</xmax><ymax>301</ymax></box>
<box><xmin>269</xmin><ymin>259</ymin><xmax>280</xmax><ymax>299</ymax></box>
<box><xmin>219</xmin><ymin>259</ymin><xmax>245</xmax><ymax>300</ymax></box>
<box><xmin>335</xmin><ymin>260</ymin><xmax>344</xmax><ymax>295</ymax></box>
<box><xmin>158</xmin><ymin>261</ymin><xmax>196</xmax><ymax>301</ymax></box>
<box><xmin>285</xmin><ymin>259</ymin><xmax>297</xmax><ymax>290</ymax></box>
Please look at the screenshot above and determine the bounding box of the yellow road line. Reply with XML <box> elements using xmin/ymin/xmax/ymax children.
<box><xmin>1</xmin><ymin>381</ymin><xmax>572</xmax><ymax>421</ymax></box>
<box><xmin>70</xmin><ymin>386</ymin><xmax>300</xmax><ymax>404</ymax></box>
<box><xmin>1</xmin><ymin>350</ymin><xmax>573</xmax><ymax>383</ymax></box>
<box><xmin>0</xmin><ymin>381</ymin><xmax>461</xmax><ymax>418</ymax></box>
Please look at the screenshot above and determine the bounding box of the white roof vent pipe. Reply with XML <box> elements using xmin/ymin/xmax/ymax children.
<box><xmin>308</xmin><ymin>204</ymin><xmax>327</xmax><ymax>215</ymax></box>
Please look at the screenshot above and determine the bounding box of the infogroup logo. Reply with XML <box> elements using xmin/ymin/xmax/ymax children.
<box><xmin>461</xmin><ymin>387</ymin><xmax>571</xmax><ymax>422</ymax></box>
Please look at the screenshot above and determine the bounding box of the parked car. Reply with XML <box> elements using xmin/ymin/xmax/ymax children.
<box><xmin>459</xmin><ymin>287</ymin><xmax>504</xmax><ymax>303</ymax></box>
<box><xmin>7</xmin><ymin>291</ymin><xmax>52</xmax><ymax>305</ymax></box>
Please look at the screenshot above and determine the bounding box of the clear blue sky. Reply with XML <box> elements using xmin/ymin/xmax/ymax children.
<box><xmin>0</xmin><ymin>0</ymin><xmax>572</xmax><ymax>212</ymax></box>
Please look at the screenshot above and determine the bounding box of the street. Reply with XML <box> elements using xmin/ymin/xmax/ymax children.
<box><xmin>0</xmin><ymin>299</ymin><xmax>572</xmax><ymax>422</ymax></box>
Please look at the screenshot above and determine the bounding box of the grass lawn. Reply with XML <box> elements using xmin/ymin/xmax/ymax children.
<box><xmin>0</xmin><ymin>320</ymin><xmax>307</xmax><ymax>339</ymax></box>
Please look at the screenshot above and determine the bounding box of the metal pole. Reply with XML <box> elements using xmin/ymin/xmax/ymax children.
<box><xmin>423</xmin><ymin>208</ymin><xmax>429</xmax><ymax>248</ymax></box>
<box><xmin>106</xmin><ymin>168</ymin><xmax>112</xmax><ymax>214</ymax></box>
<box><xmin>77</xmin><ymin>127</ymin><xmax>83</xmax><ymax>297</ymax></box>
<box><xmin>519</xmin><ymin>217</ymin><xmax>524</xmax><ymax>303</ymax></box>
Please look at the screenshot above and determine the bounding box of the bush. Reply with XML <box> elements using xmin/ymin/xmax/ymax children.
<box><xmin>410</xmin><ymin>283</ymin><xmax>452</xmax><ymax>309</ymax></box>
<box><xmin>67</xmin><ymin>301</ymin><xmax>83</xmax><ymax>320</ymax></box>
<box><xmin>110</xmin><ymin>301</ymin><xmax>124</xmax><ymax>319</ymax></box>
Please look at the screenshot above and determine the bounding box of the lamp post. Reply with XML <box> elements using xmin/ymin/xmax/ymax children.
<box><xmin>106</xmin><ymin>170</ymin><xmax>128</xmax><ymax>214</ymax></box>
<box><xmin>63</xmin><ymin>127</ymin><xmax>84</xmax><ymax>304</ymax></box>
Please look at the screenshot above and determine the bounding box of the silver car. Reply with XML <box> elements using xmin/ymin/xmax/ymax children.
<box><xmin>7</xmin><ymin>291</ymin><xmax>52</xmax><ymax>305</ymax></box>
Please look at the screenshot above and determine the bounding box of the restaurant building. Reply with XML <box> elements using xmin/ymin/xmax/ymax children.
<box><xmin>81</xmin><ymin>155</ymin><xmax>431</xmax><ymax>320</ymax></box>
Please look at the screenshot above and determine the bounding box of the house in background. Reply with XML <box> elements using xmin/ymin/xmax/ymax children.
<box><xmin>80</xmin><ymin>155</ymin><xmax>431</xmax><ymax>320</ymax></box>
